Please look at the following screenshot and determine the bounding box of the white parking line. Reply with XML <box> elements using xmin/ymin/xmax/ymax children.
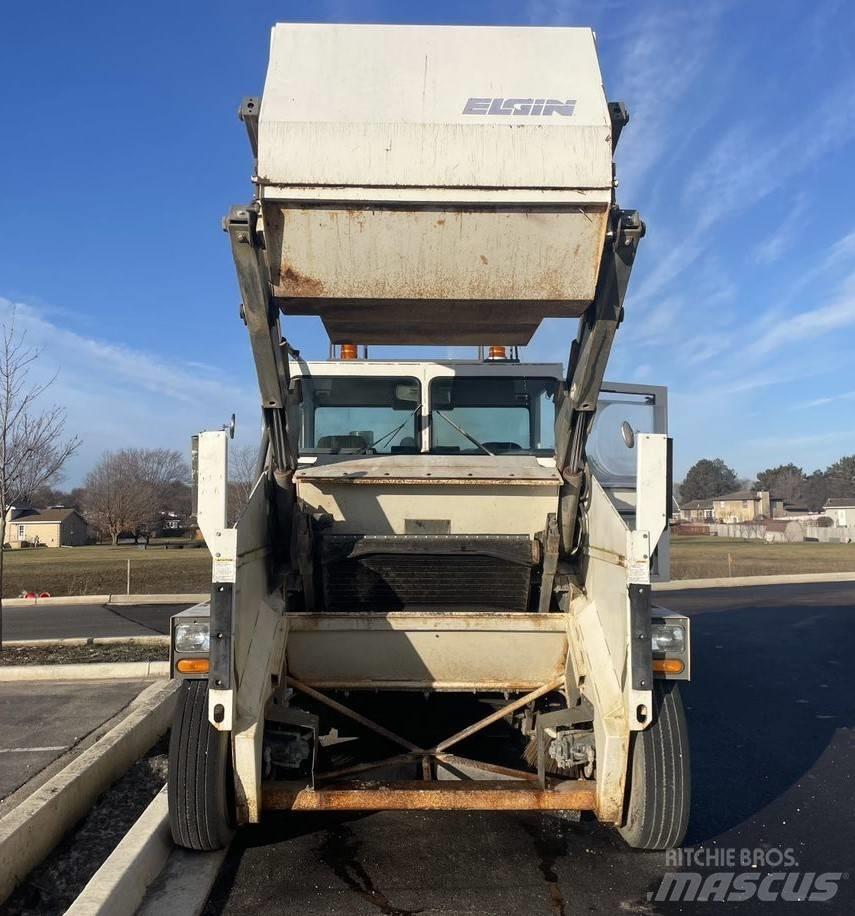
<box><xmin>0</xmin><ymin>745</ymin><xmax>68</xmax><ymax>754</ymax></box>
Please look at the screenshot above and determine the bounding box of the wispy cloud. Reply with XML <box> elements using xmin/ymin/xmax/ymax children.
<box><xmin>685</xmin><ymin>77</ymin><xmax>855</xmax><ymax>231</ymax></box>
<box><xmin>0</xmin><ymin>297</ymin><xmax>260</xmax><ymax>483</ymax></box>
<box><xmin>747</xmin><ymin>271</ymin><xmax>855</xmax><ymax>358</ymax></box>
<box><xmin>611</xmin><ymin>4</ymin><xmax>724</xmax><ymax>194</ymax></box>
<box><xmin>751</xmin><ymin>194</ymin><xmax>809</xmax><ymax>265</ymax></box>
<box><xmin>797</xmin><ymin>390</ymin><xmax>855</xmax><ymax>409</ymax></box>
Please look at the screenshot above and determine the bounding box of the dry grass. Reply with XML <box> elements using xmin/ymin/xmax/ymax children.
<box><xmin>670</xmin><ymin>536</ymin><xmax>855</xmax><ymax>580</ymax></box>
<box><xmin>1</xmin><ymin>544</ymin><xmax>211</xmax><ymax>597</ymax></box>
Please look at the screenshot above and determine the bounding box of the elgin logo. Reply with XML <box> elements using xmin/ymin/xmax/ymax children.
<box><xmin>463</xmin><ymin>98</ymin><xmax>576</xmax><ymax>116</ymax></box>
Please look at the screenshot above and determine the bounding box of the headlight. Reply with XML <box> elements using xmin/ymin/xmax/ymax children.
<box><xmin>651</xmin><ymin>622</ymin><xmax>685</xmax><ymax>654</ymax></box>
<box><xmin>174</xmin><ymin>620</ymin><xmax>210</xmax><ymax>653</ymax></box>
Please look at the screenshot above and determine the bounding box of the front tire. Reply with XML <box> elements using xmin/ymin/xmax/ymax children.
<box><xmin>618</xmin><ymin>681</ymin><xmax>690</xmax><ymax>850</ymax></box>
<box><xmin>168</xmin><ymin>679</ymin><xmax>235</xmax><ymax>850</ymax></box>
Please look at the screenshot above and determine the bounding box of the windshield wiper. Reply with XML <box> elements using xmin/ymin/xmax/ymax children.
<box><xmin>433</xmin><ymin>411</ymin><xmax>495</xmax><ymax>456</ymax></box>
<box><xmin>359</xmin><ymin>404</ymin><xmax>422</xmax><ymax>453</ymax></box>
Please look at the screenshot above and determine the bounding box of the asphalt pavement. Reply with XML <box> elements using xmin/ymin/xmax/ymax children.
<box><xmin>203</xmin><ymin>581</ymin><xmax>855</xmax><ymax>915</ymax></box>
<box><xmin>0</xmin><ymin>680</ymin><xmax>152</xmax><ymax>803</ymax></box>
<box><xmin>2</xmin><ymin>603</ymin><xmax>191</xmax><ymax>641</ymax></box>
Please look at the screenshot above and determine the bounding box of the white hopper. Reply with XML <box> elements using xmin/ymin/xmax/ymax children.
<box><xmin>256</xmin><ymin>24</ymin><xmax>614</xmax><ymax>345</ymax></box>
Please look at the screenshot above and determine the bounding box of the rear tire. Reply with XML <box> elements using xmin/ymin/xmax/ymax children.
<box><xmin>168</xmin><ymin>679</ymin><xmax>235</xmax><ymax>850</ymax></box>
<box><xmin>618</xmin><ymin>681</ymin><xmax>690</xmax><ymax>850</ymax></box>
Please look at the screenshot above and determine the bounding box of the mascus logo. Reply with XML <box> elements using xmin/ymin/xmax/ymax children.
<box><xmin>462</xmin><ymin>98</ymin><xmax>576</xmax><ymax>116</ymax></box>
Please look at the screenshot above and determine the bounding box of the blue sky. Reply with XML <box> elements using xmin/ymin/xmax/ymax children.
<box><xmin>1</xmin><ymin>0</ymin><xmax>854</xmax><ymax>485</ymax></box>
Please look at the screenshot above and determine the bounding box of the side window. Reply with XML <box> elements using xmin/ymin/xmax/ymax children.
<box><xmin>587</xmin><ymin>393</ymin><xmax>658</xmax><ymax>484</ymax></box>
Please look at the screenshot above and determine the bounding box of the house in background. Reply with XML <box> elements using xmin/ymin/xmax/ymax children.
<box><xmin>712</xmin><ymin>489</ymin><xmax>775</xmax><ymax>523</ymax></box>
<box><xmin>6</xmin><ymin>506</ymin><xmax>90</xmax><ymax>548</ymax></box>
<box><xmin>823</xmin><ymin>498</ymin><xmax>855</xmax><ymax>527</ymax></box>
<box><xmin>679</xmin><ymin>499</ymin><xmax>714</xmax><ymax>522</ymax></box>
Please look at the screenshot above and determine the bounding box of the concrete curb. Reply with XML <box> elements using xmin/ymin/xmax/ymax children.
<box><xmin>0</xmin><ymin>679</ymin><xmax>179</xmax><ymax>905</ymax></box>
<box><xmin>137</xmin><ymin>845</ymin><xmax>228</xmax><ymax>916</ymax></box>
<box><xmin>654</xmin><ymin>571</ymin><xmax>855</xmax><ymax>591</ymax></box>
<box><xmin>65</xmin><ymin>784</ymin><xmax>229</xmax><ymax>916</ymax></box>
<box><xmin>2</xmin><ymin>593</ymin><xmax>206</xmax><ymax>608</ymax></box>
<box><xmin>65</xmin><ymin>787</ymin><xmax>172</xmax><ymax>916</ymax></box>
<box><xmin>0</xmin><ymin>661</ymin><xmax>170</xmax><ymax>681</ymax></box>
<box><xmin>5</xmin><ymin>635</ymin><xmax>170</xmax><ymax>649</ymax></box>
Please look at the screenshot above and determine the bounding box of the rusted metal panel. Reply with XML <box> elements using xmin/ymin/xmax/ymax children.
<box><xmin>295</xmin><ymin>455</ymin><xmax>560</xmax><ymax>492</ymax></box>
<box><xmin>295</xmin><ymin>454</ymin><xmax>562</xmax><ymax>483</ymax></box>
<box><xmin>263</xmin><ymin>205</ymin><xmax>608</xmax><ymax>305</ymax></box>
<box><xmin>263</xmin><ymin>780</ymin><xmax>597</xmax><ymax>811</ymax></box>
<box><xmin>287</xmin><ymin>612</ymin><xmax>568</xmax><ymax>632</ymax></box>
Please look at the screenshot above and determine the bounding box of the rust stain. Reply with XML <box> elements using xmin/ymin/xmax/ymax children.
<box><xmin>296</xmin><ymin>475</ymin><xmax>558</xmax><ymax>486</ymax></box>
<box><xmin>282</xmin><ymin>265</ymin><xmax>325</xmax><ymax>297</ymax></box>
<box><xmin>480</xmin><ymin>254</ymin><xmax>488</xmax><ymax>265</ymax></box>
<box><xmin>264</xmin><ymin>780</ymin><xmax>597</xmax><ymax>811</ymax></box>
<box><xmin>435</xmin><ymin>218</ymin><xmax>446</xmax><ymax>226</ymax></box>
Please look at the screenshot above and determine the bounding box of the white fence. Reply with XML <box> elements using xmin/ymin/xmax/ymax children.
<box><xmin>707</xmin><ymin>523</ymin><xmax>855</xmax><ymax>543</ymax></box>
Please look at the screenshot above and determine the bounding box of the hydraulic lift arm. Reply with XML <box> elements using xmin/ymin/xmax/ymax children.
<box><xmin>226</xmin><ymin>203</ymin><xmax>298</xmax><ymax>473</ymax></box>
<box><xmin>554</xmin><ymin>188</ymin><xmax>645</xmax><ymax>552</ymax></box>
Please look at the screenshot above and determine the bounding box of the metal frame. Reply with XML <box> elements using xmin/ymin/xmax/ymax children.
<box><xmin>259</xmin><ymin>674</ymin><xmax>600</xmax><ymax>813</ymax></box>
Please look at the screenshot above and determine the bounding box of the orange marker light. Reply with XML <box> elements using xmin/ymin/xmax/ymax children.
<box><xmin>176</xmin><ymin>658</ymin><xmax>210</xmax><ymax>674</ymax></box>
<box><xmin>653</xmin><ymin>658</ymin><xmax>684</xmax><ymax>675</ymax></box>
<box><xmin>340</xmin><ymin>343</ymin><xmax>358</xmax><ymax>360</ymax></box>
<box><xmin>487</xmin><ymin>345</ymin><xmax>507</xmax><ymax>360</ymax></box>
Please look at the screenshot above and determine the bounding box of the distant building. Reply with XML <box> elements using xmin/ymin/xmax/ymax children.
<box><xmin>712</xmin><ymin>489</ymin><xmax>776</xmax><ymax>523</ymax></box>
<box><xmin>679</xmin><ymin>499</ymin><xmax>714</xmax><ymax>522</ymax></box>
<box><xmin>822</xmin><ymin>498</ymin><xmax>855</xmax><ymax>527</ymax></box>
<box><xmin>153</xmin><ymin>511</ymin><xmax>188</xmax><ymax>537</ymax></box>
<box><xmin>6</xmin><ymin>506</ymin><xmax>90</xmax><ymax>548</ymax></box>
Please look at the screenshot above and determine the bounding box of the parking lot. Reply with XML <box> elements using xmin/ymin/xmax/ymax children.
<box><xmin>0</xmin><ymin>680</ymin><xmax>155</xmax><ymax>807</ymax></box>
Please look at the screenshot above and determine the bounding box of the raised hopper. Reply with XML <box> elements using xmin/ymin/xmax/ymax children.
<box><xmin>252</xmin><ymin>24</ymin><xmax>616</xmax><ymax>345</ymax></box>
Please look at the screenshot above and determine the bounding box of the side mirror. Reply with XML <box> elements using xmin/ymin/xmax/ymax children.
<box><xmin>620</xmin><ymin>420</ymin><xmax>635</xmax><ymax>449</ymax></box>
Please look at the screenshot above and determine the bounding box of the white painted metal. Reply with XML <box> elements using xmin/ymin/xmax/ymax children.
<box><xmin>290</xmin><ymin>359</ymin><xmax>564</xmax><ymax>455</ymax></box>
<box><xmin>212</xmin><ymin>360</ymin><xmax>674</xmax><ymax>824</ymax></box>
<box><xmin>259</xmin><ymin>24</ymin><xmax>612</xmax><ymax>191</ymax></box>
<box><xmin>230</xmin><ymin>473</ymin><xmax>287</xmax><ymax>822</ymax></box>
<box><xmin>256</xmin><ymin>24</ymin><xmax>613</xmax><ymax>342</ymax></box>
<box><xmin>196</xmin><ymin>432</ymin><xmax>237</xmax><ymax>732</ymax></box>
<box><xmin>285</xmin><ymin>613</ymin><xmax>568</xmax><ymax>691</ymax></box>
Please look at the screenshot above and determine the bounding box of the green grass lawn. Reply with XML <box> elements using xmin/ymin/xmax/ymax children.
<box><xmin>1</xmin><ymin>544</ymin><xmax>212</xmax><ymax>597</ymax></box>
<box><xmin>4</xmin><ymin>536</ymin><xmax>852</xmax><ymax>597</ymax></box>
<box><xmin>670</xmin><ymin>536</ymin><xmax>855</xmax><ymax>579</ymax></box>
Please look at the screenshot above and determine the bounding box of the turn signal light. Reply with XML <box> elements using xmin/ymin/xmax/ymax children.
<box><xmin>176</xmin><ymin>658</ymin><xmax>210</xmax><ymax>674</ymax></box>
<box><xmin>340</xmin><ymin>343</ymin><xmax>358</xmax><ymax>360</ymax></box>
<box><xmin>653</xmin><ymin>658</ymin><xmax>684</xmax><ymax>675</ymax></box>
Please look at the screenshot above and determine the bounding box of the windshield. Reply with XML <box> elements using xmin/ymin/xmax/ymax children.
<box><xmin>296</xmin><ymin>376</ymin><xmax>421</xmax><ymax>454</ymax></box>
<box><xmin>429</xmin><ymin>377</ymin><xmax>557</xmax><ymax>455</ymax></box>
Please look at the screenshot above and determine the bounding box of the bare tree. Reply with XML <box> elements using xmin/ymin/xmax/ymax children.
<box><xmin>0</xmin><ymin>315</ymin><xmax>80</xmax><ymax>645</ymax></box>
<box><xmin>84</xmin><ymin>447</ymin><xmax>189</xmax><ymax>545</ymax></box>
<box><xmin>228</xmin><ymin>443</ymin><xmax>260</xmax><ymax>524</ymax></box>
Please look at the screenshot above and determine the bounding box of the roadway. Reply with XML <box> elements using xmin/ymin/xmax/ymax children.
<box><xmin>1</xmin><ymin>603</ymin><xmax>191</xmax><ymax>641</ymax></box>
<box><xmin>201</xmin><ymin>582</ymin><xmax>855</xmax><ymax>915</ymax></box>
